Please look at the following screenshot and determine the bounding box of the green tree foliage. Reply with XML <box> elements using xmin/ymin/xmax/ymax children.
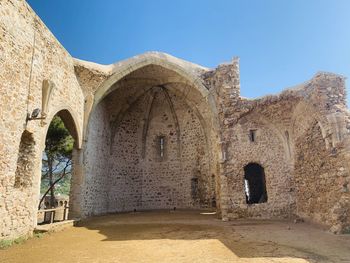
<box><xmin>40</xmin><ymin>116</ymin><xmax>74</xmax><ymax>209</ymax></box>
<box><xmin>45</xmin><ymin>116</ymin><xmax>74</xmax><ymax>159</ymax></box>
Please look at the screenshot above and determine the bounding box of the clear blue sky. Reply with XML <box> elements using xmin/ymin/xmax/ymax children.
<box><xmin>27</xmin><ymin>0</ymin><xmax>350</xmax><ymax>102</ymax></box>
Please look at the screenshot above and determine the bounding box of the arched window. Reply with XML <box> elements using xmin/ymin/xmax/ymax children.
<box><xmin>244</xmin><ymin>163</ymin><xmax>268</xmax><ymax>204</ymax></box>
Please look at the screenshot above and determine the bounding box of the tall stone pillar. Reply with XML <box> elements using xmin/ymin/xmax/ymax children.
<box><xmin>202</xmin><ymin>58</ymin><xmax>240</xmax><ymax>220</ymax></box>
<box><xmin>69</xmin><ymin>148</ymin><xmax>84</xmax><ymax>218</ymax></box>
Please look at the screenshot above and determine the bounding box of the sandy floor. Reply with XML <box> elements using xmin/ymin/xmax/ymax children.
<box><xmin>1</xmin><ymin>210</ymin><xmax>350</xmax><ymax>263</ymax></box>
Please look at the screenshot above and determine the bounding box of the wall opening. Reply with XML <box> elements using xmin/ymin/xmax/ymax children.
<box><xmin>249</xmin><ymin>129</ymin><xmax>257</xmax><ymax>142</ymax></box>
<box><xmin>14</xmin><ymin>130</ymin><xmax>36</xmax><ymax>188</ymax></box>
<box><xmin>158</xmin><ymin>135</ymin><xmax>165</xmax><ymax>158</ymax></box>
<box><xmin>244</xmin><ymin>163</ymin><xmax>268</xmax><ymax>204</ymax></box>
<box><xmin>38</xmin><ymin>111</ymin><xmax>77</xmax><ymax>224</ymax></box>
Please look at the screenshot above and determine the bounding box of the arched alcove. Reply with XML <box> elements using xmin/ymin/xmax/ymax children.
<box><xmin>83</xmin><ymin>62</ymin><xmax>220</xmax><ymax>216</ymax></box>
<box><xmin>14</xmin><ymin>130</ymin><xmax>36</xmax><ymax>188</ymax></box>
<box><xmin>291</xmin><ymin>100</ymin><xmax>331</xmax><ymax>149</ymax></box>
<box><xmin>38</xmin><ymin>109</ymin><xmax>82</xmax><ymax>223</ymax></box>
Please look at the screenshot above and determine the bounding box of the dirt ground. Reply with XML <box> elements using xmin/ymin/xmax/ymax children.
<box><xmin>1</xmin><ymin>210</ymin><xmax>350</xmax><ymax>263</ymax></box>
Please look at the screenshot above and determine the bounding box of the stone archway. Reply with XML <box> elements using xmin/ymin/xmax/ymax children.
<box><xmin>82</xmin><ymin>60</ymin><xmax>221</xmax><ymax>216</ymax></box>
<box><xmin>37</xmin><ymin>109</ymin><xmax>83</xmax><ymax>222</ymax></box>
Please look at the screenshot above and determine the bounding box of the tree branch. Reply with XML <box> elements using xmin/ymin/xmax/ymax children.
<box><xmin>38</xmin><ymin>158</ymin><xmax>72</xmax><ymax>209</ymax></box>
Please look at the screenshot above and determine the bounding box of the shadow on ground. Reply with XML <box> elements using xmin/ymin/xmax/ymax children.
<box><xmin>1</xmin><ymin>210</ymin><xmax>350</xmax><ymax>263</ymax></box>
<box><xmin>74</xmin><ymin>210</ymin><xmax>345</xmax><ymax>262</ymax></box>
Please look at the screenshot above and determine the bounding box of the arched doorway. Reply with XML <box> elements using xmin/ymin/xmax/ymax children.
<box><xmin>244</xmin><ymin>163</ymin><xmax>268</xmax><ymax>204</ymax></box>
<box><xmin>83</xmin><ymin>61</ymin><xmax>220</xmax><ymax>216</ymax></box>
<box><xmin>38</xmin><ymin>110</ymin><xmax>80</xmax><ymax>224</ymax></box>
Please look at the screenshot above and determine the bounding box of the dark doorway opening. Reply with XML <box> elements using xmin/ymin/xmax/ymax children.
<box><xmin>244</xmin><ymin>163</ymin><xmax>268</xmax><ymax>204</ymax></box>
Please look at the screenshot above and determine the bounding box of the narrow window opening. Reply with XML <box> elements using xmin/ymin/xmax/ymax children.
<box><xmin>160</xmin><ymin>136</ymin><xmax>164</xmax><ymax>157</ymax></box>
<box><xmin>249</xmin><ymin>129</ymin><xmax>257</xmax><ymax>142</ymax></box>
<box><xmin>156</xmin><ymin>135</ymin><xmax>166</xmax><ymax>160</ymax></box>
<box><xmin>244</xmin><ymin>163</ymin><xmax>268</xmax><ymax>204</ymax></box>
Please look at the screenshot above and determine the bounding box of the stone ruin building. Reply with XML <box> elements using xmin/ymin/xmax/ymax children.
<box><xmin>1</xmin><ymin>0</ymin><xmax>350</xmax><ymax>240</ymax></box>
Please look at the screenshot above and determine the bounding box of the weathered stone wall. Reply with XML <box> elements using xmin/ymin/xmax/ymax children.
<box><xmin>107</xmin><ymin>87</ymin><xmax>211</xmax><ymax>211</ymax></box>
<box><xmin>291</xmin><ymin>74</ymin><xmax>350</xmax><ymax>233</ymax></box>
<box><xmin>0</xmin><ymin>0</ymin><xmax>84</xmax><ymax>239</ymax></box>
<box><xmin>203</xmin><ymin>61</ymin><xmax>297</xmax><ymax>220</ymax></box>
<box><xmin>203</xmin><ymin>60</ymin><xmax>350</xmax><ymax>232</ymax></box>
<box><xmin>81</xmin><ymin>100</ymin><xmax>111</xmax><ymax>216</ymax></box>
<box><xmin>202</xmin><ymin>59</ymin><xmax>241</xmax><ymax>219</ymax></box>
<box><xmin>1</xmin><ymin>0</ymin><xmax>350</xmax><ymax>241</ymax></box>
<box><xmin>294</xmin><ymin>121</ymin><xmax>350</xmax><ymax>233</ymax></box>
<box><xmin>225</xmin><ymin>118</ymin><xmax>295</xmax><ymax>219</ymax></box>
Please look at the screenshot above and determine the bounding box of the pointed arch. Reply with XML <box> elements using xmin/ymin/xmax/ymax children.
<box><xmin>38</xmin><ymin>107</ymin><xmax>84</xmax><ymax>220</ymax></box>
<box><xmin>44</xmin><ymin>108</ymin><xmax>82</xmax><ymax>149</ymax></box>
<box><xmin>291</xmin><ymin>101</ymin><xmax>331</xmax><ymax>150</ymax></box>
<box><xmin>84</xmin><ymin>52</ymin><xmax>219</xmax><ymax>140</ymax></box>
<box><xmin>82</xmin><ymin>53</ymin><xmax>222</xmax><ymax>215</ymax></box>
<box><xmin>94</xmin><ymin>52</ymin><xmax>209</xmax><ymax>106</ymax></box>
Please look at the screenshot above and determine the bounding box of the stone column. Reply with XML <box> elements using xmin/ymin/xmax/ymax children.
<box><xmin>68</xmin><ymin>148</ymin><xmax>84</xmax><ymax>218</ymax></box>
<box><xmin>202</xmin><ymin>57</ymin><xmax>240</xmax><ymax>220</ymax></box>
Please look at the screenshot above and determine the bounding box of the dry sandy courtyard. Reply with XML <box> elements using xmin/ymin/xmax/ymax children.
<box><xmin>1</xmin><ymin>210</ymin><xmax>350</xmax><ymax>263</ymax></box>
